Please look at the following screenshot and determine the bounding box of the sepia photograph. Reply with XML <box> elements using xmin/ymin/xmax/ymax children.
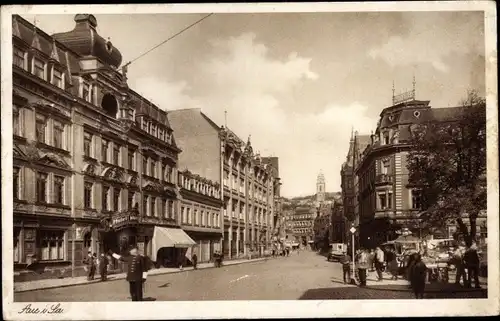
<box><xmin>1</xmin><ymin>2</ymin><xmax>498</xmax><ymax>320</ymax></box>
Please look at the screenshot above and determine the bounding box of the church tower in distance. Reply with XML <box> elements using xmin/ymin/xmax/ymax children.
<box><xmin>316</xmin><ymin>171</ymin><xmax>326</xmax><ymax>205</ymax></box>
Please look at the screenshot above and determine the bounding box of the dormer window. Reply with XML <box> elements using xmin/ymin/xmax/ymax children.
<box><xmin>33</xmin><ymin>57</ymin><xmax>46</xmax><ymax>80</ymax></box>
<box><xmin>13</xmin><ymin>47</ymin><xmax>26</xmax><ymax>70</ymax></box>
<box><xmin>52</xmin><ymin>68</ymin><xmax>64</xmax><ymax>89</ymax></box>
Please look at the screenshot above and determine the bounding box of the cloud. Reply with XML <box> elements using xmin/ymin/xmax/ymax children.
<box><xmin>367</xmin><ymin>13</ymin><xmax>482</xmax><ymax>73</ymax></box>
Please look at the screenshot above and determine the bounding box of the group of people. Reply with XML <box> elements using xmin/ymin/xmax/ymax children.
<box><xmin>83</xmin><ymin>251</ymin><xmax>110</xmax><ymax>282</ymax></box>
<box><xmin>450</xmin><ymin>242</ymin><xmax>482</xmax><ymax>288</ymax></box>
<box><xmin>338</xmin><ymin>247</ymin><xmax>428</xmax><ymax>299</ymax></box>
<box><xmin>213</xmin><ymin>251</ymin><xmax>224</xmax><ymax>268</ymax></box>
<box><xmin>271</xmin><ymin>247</ymin><xmax>291</xmax><ymax>257</ymax></box>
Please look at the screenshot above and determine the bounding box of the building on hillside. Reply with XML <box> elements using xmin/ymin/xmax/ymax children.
<box><xmin>316</xmin><ymin>171</ymin><xmax>326</xmax><ymax>206</ymax></box>
<box><xmin>313</xmin><ymin>203</ymin><xmax>331</xmax><ymax>250</ymax></box>
<box><xmin>167</xmin><ymin>108</ymin><xmax>276</xmax><ymax>258</ymax></box>
<box><xmin>354</xmin><ymin>85</ymin><xmax>487</xmax><ymax>248</ymax></box>
<box><xmin>11</xmin><ymin>14</ymin><xmax>188</xmax><ymax>279</ymax></box>
<box><xmin>177</xmin><ymin>170</ymin><xmax>223</xmax><ymax>264</ymax></box>
<box><xmin>330</xmin><ymin>199</ymin><xmax>346</xmax><ymax>244</ymax></box>
<box><xmin>291</xmin><ymin>206</ymin><xmax>316</xmax><ymax>246</ymax></box>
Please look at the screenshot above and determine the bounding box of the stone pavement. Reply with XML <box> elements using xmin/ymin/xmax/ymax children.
<box><xmin>14</xmin><ymin>257</ymin><xmax>267</xmax><ymax>293</ymax></box>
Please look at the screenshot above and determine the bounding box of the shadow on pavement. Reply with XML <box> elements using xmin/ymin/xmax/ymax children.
<box><xmin>158</xmin><ymin>282</ymin><xmax>171</xmax><ymax>288</ymax></box>
<box><xmin>143</xmin><ymin>297</ymin><xmax>157</xmax><ymax>301</ymax></box>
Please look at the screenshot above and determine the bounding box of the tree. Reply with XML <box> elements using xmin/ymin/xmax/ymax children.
<box><xmin>407</xmin><ymin>89</ymin><xmax>486</xmax><ymax>246</ymax></box>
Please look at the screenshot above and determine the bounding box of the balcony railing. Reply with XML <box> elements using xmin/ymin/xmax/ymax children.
<box><xmin>375</xmin><ymin>174</ymin><xmax>393</xmax><ymax>185</ymax></box>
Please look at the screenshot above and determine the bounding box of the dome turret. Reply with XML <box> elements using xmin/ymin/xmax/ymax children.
<box><xmin>52</xmin><ymin>14</ymin><xmax>122</xmax><ymax>68</ymax></box>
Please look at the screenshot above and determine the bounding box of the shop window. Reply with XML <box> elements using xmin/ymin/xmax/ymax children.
<box><xmin>13</xmin><ymin>47</ymin><xmax>26</xmax><ymax>70</ymax></box>
<box><xmin>53</xmin><ymin>121</ymin><xmax>64</xmax><ymax>149</ymax></box>
<box><xmin>35</xmin><ymin>114</ymin><xmax>47</xmax><ymax>143</ymax></box>
<box><xmin>113</xmin><ymin>188</ymin><xmax>120</xmax><ymax>212</ymax></box>
<box><xmin>102</xmin><ymin>185</ymin><xmax>110</xmax><ymax>211</ymax></box>
<box><xmin>53</xmin><ymin>175</ymin><xmax>65</xmax><ymax>205</ymax></box>
<box><xmin>101</xmin><ymin>139</ymin><xmax>109</xmax><ymax>163</ymax></box>
<box><xmin>39</xmin><ymin>230</ymin><xmax>64</xmax><ymax>261</ymax></box>
<box><xmin>84</xmin><ymin>182</ymin><xmax>93</xmax><ymax>209</ymax></box>
<box><xmin>13</xmin><ymin>167</ymin><xmax>20</xmax><ymax>200</ymax></box>
<box><xmin>33</xmin><ymin>57</ymin><xmax>46</xmax><ymax>80</ymax></box>
<box><xmin>36</xmin><ymin>172</ymin><xmax>48</xmax><ymax>203</ymax></box>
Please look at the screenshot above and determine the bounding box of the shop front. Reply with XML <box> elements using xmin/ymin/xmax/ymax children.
<box><xmin>151</xmin><ymin>226</ymin><xmax>197</xmax><ymax>268</ymax></box>
<box><xmin>184</xmin><ymin>229</ymin><xmax>222</xmax><ymax>263</ymax></box>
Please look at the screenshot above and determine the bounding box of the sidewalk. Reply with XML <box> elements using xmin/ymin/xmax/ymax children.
<box><xmin>363</xmin><ymin>270</ymin><xmax>488</xmax><ymax>292</ymax></box>
<box><xmin>14</xmin><ymin>257</ymin><xmax>267</xmax><ymax>293</ymax></box>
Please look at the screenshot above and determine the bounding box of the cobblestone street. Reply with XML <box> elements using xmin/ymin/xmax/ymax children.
<box><xmin>15</xmin><ymin>251</ymin><xmax>487</xmax><ymax>302</ymax></box>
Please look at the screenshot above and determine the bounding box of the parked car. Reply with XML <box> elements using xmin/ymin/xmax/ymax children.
<box><xmin>327</xmin><ymin>243</ymin><xmax>347</xmax><ymax>262</ymax></box>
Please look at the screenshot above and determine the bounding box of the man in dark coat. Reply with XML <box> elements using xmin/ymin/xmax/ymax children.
<box><xmin>339</xmin><ymin>251</ymin><xmax>352</xmax><ymax>284</ymax></box>
<box><xmin>83</xmin><ymin>251</ymin><xmax>96</xmax><ymax>281</ymax></box>
<box><xmin>410</xmin><ymin>253</ymin><xmax>427</xmax><ymax>299</ymax></box>
<box><xmin>110</xmin><ymin>245</ymin><xmax>148</xmax><ymax>301</ymax></box>
<box><xmin>192</xmin><ymin>252</ymin><xmax>198</xmax><ymax>270</ymax></box>
<box><xmin>99</xmin><ymin>253</ymin><xmax>109</xmax><ymax>281</ymax></box>
<box><xmin>463</xmin><ymin>244</ymin><xmax>481</xmax><ymax>288</ymax></box>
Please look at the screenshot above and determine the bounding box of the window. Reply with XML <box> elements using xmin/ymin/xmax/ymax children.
<box><xmin>143</xmin><ymin>196</ymin><xmax>148</xmax><ymax>216</ymax></box>
<box><xmin>151</xmin><ymin>197</ymin><xmax>156</xmax><ymax>217</ymax></box>
<box><xmin>194</xmin><ymin>210</ymin><xmax>199</xmax><ymax>225</ymax></box>
<box><xmin>151</xmin><ymin>124</ymin><xmax>156</xmax><ymax>137</ymax></box>
<box><xmin>13</xmin><ymin>107</ymin><xmax>20</xmax><ymax>136</ymax></box>
<box><xmin>166</xmin><ymin>165</ymin><xmax>172</xmax><ymax>182</ymax></box>
<box><xmin>35</xmin><ymin>114</ymin><xmax>47</xmax><ymax>143</ymax></box>
<box><xmin>52</xmin><ymin>68</ymin><xmax>63</xmax><ymax>88</ymax></box>
<box><xmin>82</xmin><ymin>82</ymin><xmax>90</xmax><ymax>101</ymax></box>
<box><xmin>387</xmin><ymin>193</ymin><xmax>393</xmax><ymax>209</ymax></box>
<box><xmin>159</xmin><ymin>129</ymin><xmax>164</xmax><ymax>141</ymax></box>
<box><xmin>169</xmin><ymin>201</ymin><xmax>174</xmax><ymax>219</ymax></box>
<box><xmin>36</xmin><ymin>172</ymin><xmax>48</xmax><ymax>203</ymax></box>
<box><xmin>378</xmin><ymin>194</ymin><xmax>387</xmax><ymax>210</ymax></box>
<box><xmin>53</xmin><ymin>121</ymin><xmax>64</xmax><ymax>149</ymax></box>
<box><xmin>89</xmin><ymin>85</ymin><xmax>95</xmax><ymax>104</ymax></box>
<box><xmin>142</xmin><ymin>156</ymin><xmax>148</xmax><ymax>175</ymax></box>
<box><xmin>187</xmin><ymin>207</ymin><xmax>192</xmax><ymax>224</ymax></box>
<box><xmin>181</xmin><ymin>207</ymin><xmax>186</xmax><ymax>223</ymax></box>
<box><xmin>128</xmin><ymin>192</ymin><xmax>134</xmax><ymax>210</ymax></box>
<box><xmin>33</xmin><ymin>57</ymin><xmax>45</xmax><ymax>79</ymax></box>
<box><xmin>113</xmin><ymin>188</ymin><xmax>120</xmax><ymax>212</ymax></box>
<box><xmin>128</xmin><ymin>149</ymin><xmax>135</xmax><ymax>170</ymax></box>
<box><xmin>13</xmin><ymin>47</ymin><xmax>26</xmax><ymax>69</ymax></box>
<box><xmin>39</xmin><ymin>230</ymin><xmax>64</xmax><ymax>261</ymax></box>
<box><xmin>201</xmin><ymin>211</ymin><xmax>206</xmax><ymax>226</ymax></box>
<box><xmin>383</xmin><ymin>133</ymin><xmax>390</xmax><ymax>145</ymax></box>
<box><xmin>113</xmin><ymin>144</ymin><xmax>120</xmax><ymax>166</ymax></box>
<box><xmin>84</xmin><ymin>182</ymin><xmax>93</xmax><ymax>208</ymax></box>
<box><xmin>411</xmin><ymin>189</ymin><xmax>422</xmax><ymax>209</ymax></box>
<box><xmin>53</xmin><ymin>176</ymin><xmax>65</xmax><ymax>204</ymax></box>
<box><xmin>102</xmin><ymin>185</ymin><xmax>110</xmax><ymax>211</ymax></box>
<box><xmin>101</xmin><ymin>139</ymin><xmax>109</xmax><ymax>163</ymax></box>
<box><xmin>151</xmin><ymin>161</ymin><xmax>156</xmax><ymax>178</ymax></box>
<box><xmin>13</xmin><ymin>167</ymin><xmax>20</xmax><ymax>200</ymax></box>
<box><xmin>84</xmin><ymin>132</ymin><xmax>92</xmax><ymax>157</ymax></box>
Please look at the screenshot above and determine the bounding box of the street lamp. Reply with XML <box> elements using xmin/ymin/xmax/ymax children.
<box><xmin>349</xmin><ymin>225</ymin><xmax>357</xmax><ymax>285</ymax></box>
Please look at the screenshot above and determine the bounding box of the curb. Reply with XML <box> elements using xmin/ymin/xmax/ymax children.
<box><xmin>363</xmin><ymin>284</ymin><xmax>488</xmax><ymax>293</ymax></box>
<box><xmin>14</xmin><ymin>258</ymin><xmax>267</xmax><ymax>294</ymax></box>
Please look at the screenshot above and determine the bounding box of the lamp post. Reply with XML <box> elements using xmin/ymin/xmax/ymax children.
<box><xmin>350</xmin><ymin>224</ymin><xmax>357</xmax><ymax>285</ymax></box>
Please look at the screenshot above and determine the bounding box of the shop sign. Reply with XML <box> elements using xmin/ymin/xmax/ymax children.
<box><xmin>112</xmin><ymin>213</ymin><xmax>139</xmax><ymax>230</ymax></box>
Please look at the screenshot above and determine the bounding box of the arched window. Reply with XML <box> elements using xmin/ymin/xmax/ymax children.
<box><xmin>101</xmin><ymin>93</ymin><xmax>118</xmax><ymax>118</ymax></box>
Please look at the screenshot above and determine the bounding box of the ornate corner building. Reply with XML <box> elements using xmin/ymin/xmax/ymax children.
<box><xmin>11</xmin><ymin>14</ymin><xmax>189</xmax><ymax>277</ymax></box>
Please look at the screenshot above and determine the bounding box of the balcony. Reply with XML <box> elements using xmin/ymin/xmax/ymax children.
<box><xmin>375</xmin><ymin>174</ymin><xmax>393</xmax><ymax>186</ymax></box>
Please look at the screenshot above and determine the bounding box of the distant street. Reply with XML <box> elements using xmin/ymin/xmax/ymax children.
<box><xmin>15</xmin><ymin>251</ymin><xmax>486</xmax><ymax>301</ymax></box>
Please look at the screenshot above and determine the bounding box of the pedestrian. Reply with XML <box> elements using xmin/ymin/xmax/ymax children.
<box><xmin>410</xmin><ymin>253</ymin><xmax>427</xmax><ymax>299</ymax></box>
<box><xmin>339</xmin><ymin>251</ymin><xmax>352</xmax><ymax>284</ymax></box>
<box><xmin>387</xmin><ymin>248</ymin><xmax>399</xmax><ymax>280</ymax></box>
<box><xmin>368</xmin><ymin>249</ymin><xmax>375</xmax><ymax>272</ymax></box>
<box><xmin>83</xmin><ymin>251</ymin><xmax>96</xmax><ymax>281</ymax></box>
<box><xmin>357</xmin><ymin>249</ymin><xmax>369</xmax><ymax>287</ymax></box>
<box><xmin>99</xmin><ymin>252</ymin><xmax>109</xmax><ymax>282</ymax></box>
<box><xmin>213</xmin><ymin>251</ymin><xmax>219</xmax><ymax>268</ymax></box>
<box><xmin>463</xmin><ymin>243</ymin><xmax>481</xmax><ymax>288</ymax></box>
<box><xmin>219</xmin><ymin>251</ymin><xmax>224</xmax><ymax>267</ymax></box>
<box><xmin>109</xmin><ymin>245</ymin><xmax>149</xmax><ymax>301</ymax></box>
<box><xmin>192</xmin><ymin>252</ymin><xmax>198</xmax><ymax>270</ymax></box>
<box><xmin>452</xmin><ymin>243</ymin><xmax>466</xmax><ymax>286</ymax></box>
<box><xmin>374</xmin><ymin>247</ymin><xmax>385</xmax><ymax>281</ymax></box>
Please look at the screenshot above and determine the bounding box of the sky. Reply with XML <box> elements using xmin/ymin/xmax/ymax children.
<box><xmin>21</xmin><ymin>11</ymin><xmax>485</xmax><ymax>197</ymax></box>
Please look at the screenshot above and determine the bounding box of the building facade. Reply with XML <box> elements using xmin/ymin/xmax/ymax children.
<box><xmin>167</xmin><ymin>109</ymin><xmax>277</xmax><ymax>258</ymax></box>
<box><xmin>178</xmin><ymin>170</ymin><xmax>223</xmax><ymax>263</ymax></box>
<box><xmin>12</xmin><ymin>14</ymin><xmax>184</xmax><ymax>278</ymax></box>
<box><xmin>313</xmin><ymin>204</ymin><xmax>331</xmax><ymax>250</ymax></box>
<box><xmin>329</xmin><ymin>199</ymin><xmax>345</xmax><ymax>244</ymax></box>
<box><xmin>290</xmin><ymin>206</ymin><xmax>316</xmax><ymax>245</ymax></box>
<box><xmin>354</xmin><ymin>89</ymin><xmax>487</xmax><ymax>247</ymax></box>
